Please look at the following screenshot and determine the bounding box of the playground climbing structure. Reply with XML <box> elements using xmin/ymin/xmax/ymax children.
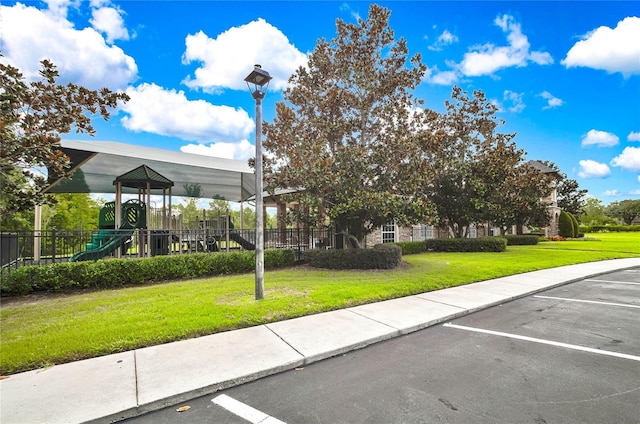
<box><xmin>69</xmin><ymin>199</ymin><xmax>147</xmax><ymax>262</ymax></box>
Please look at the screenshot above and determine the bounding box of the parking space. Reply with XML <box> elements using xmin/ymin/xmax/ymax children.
<box><xmin>450</xmin><ymin>271</ymin><xmax>640</xmax><ymax>358</ymax></box>
<box><xmin>124</xmin><ymin>268</ymin><xmax>640</xmax><ymax>424</ymax></box>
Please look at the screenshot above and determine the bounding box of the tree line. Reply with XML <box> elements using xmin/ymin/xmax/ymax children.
<box><xmin>263</xmin><ymin>4</ymin><xmax>589</xmax><ymax>244</ymax></box>
<box><xmin>6</xmin><ymin>4</ymin><xmax>631</xmax><ymax>240</ymax></box>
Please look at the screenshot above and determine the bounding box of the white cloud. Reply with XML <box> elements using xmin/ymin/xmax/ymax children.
<box><xmin>121</xmin><ymin>83</ymin><xmax>255</xmax><ymax>143</ymax></box>
<box><xmin>603</xmin><ymin>189</ymin><xmax>621</xmax><ymax>197</ymax></box>
<box><xmin>504</xmin><ymin>90</ymin><xmax>526</xmax><ymax>113</ymax></box>
<box><xmin>43</xmin><ymin>0</ymin><xmax>73</xmax><ymax>18</ymax></box>
<box><xmin>180</xmin><ymin>140</ymin><xmax>255</xmax><ymax>161</ymax></box>
<box><xmin>562</xmin><ymin>16</ymin><xmax>640</xmax><ymax>77</ymax></box>
<box><xmin>638</xmin><ymin>175</ymin><xmax>640</xmax><ymax>183</ymax></box>
<box><xmin>630</xmin><ymin>189</ymin><xmax>640</xmax><ymax>195</ymax></box>
<box><xmin>429</xmin><ymin>30</ymin><xmax>459</xmax><ymax>51</ymax></box>
<box><xmin>0</xmin><ymin>2</ymin><xmax>137</xmax><ymax>89</ymax></box>
<box><xmin>182</xmin><ymin>18</ymin><xmax>307</xmax><ymax>92</ymax></box>
<box><xmin>628</xmin><ymin>131</ymin><xmax>640</xmax><ymax>142</ymax></box>
<box><xmin>459</xmin><ymin>14</ymin><xmax>553</xmax><ymax>77</ymax></box>
<box><xmin>539</xmin><ymin>91</ymin><xmax>564</xmax><ymax>109</ymax></box>
<box><xmin>578</xmin><ymin>160</ymin><xmax>611</xmax><ymax>178</ymax></box>
<box><xmin>581</xmin><ymin>129</ymin><xmax>620</xmax><ymax>147</ymax></box>
<box><xmin>423</xmin><ymin>66</ymin><xmax>459</xmax><ymax>85</ymax></box>
<box><xmin>90</xmin><ymin>6</ymin><xmax>130</xmax><ymax>44</ymax></box>
<box><xmin>611</xmin><ymin>146</ymin><xmax>640</xmax><ymax>172</ymax></box>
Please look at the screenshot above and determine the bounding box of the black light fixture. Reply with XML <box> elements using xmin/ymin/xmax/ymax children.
<box><xmin>245</xmin><ymin>64</ymin><xmax>272</xmax><ymax>300</ymax></box>
<box><xmin>244</xmin><ymin>64</ymin><xmax>272</xmax><ymax>100</ymax></box>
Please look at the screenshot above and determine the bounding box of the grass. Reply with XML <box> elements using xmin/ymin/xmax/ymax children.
<box><xmin>1</xmin><ymin>232</ymin><xmax>638</xmax><ymax>375</ymax></box>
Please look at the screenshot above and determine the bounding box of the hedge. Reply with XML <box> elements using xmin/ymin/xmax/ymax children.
<box><xmin>0</xmin><ymin>249</ymin><xmax>296</xmax><ymax>297</ymax></box>
<box><xmin>391</xmin><ymin>241</ymin><xmax>428</xmax><ymax>255</ymax></box>
<box><xmin>304</xmin><ymin>244</ymin><xmax>402</xmax><ymax>270</ymax></box>
<box><xmin>425</xmin><ymin>237</ymin><xmax>507</xmax><ymax>252</ymax></box>
<box><xmin>504</xmin><ymin>235</ymin><xmax>539</xmax><ymax>245</ymax></box>
<box><xmin>579</xmin><ymin>225</ymin><xmax>640</xmax><ymax>233</ymax></box>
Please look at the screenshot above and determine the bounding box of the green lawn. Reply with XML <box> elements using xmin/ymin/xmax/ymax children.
<box><xmin>1</xmin><ymin>232</ymin><xmax>638</xmax><ymax>374</ymax></box>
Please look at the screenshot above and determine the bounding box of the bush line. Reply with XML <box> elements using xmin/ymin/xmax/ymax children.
<box><xmin>304</xmin><ymin>244</ymin><xmax>402</xmax><ymax>270</ymax></box>
<box><xmin>1</xmin><ymin>249</ymin><xmax>296</xmax><ymax>297</ymax></box>
<box><xmin>425</xmin><ymin>237</ymin><xmax>507</xmax><ymax>252</ymax></box>
<box><xmin>579</xmin><ymin>224</ymin><xmax>640</xmax><ymax>233</ymax></box>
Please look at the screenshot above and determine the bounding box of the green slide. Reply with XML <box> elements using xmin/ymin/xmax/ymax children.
<box><xmin>69</xmin><ymin>228</ymin><xmax>135</xmax><ymax>262</ymax></box>
<box><xmin>69</xmin><ymin>199</ymin><xmax>146</xmax><ymax>262</ymax></box>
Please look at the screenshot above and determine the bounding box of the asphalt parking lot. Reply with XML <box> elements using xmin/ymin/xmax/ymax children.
<box><xmin>124</xmin><ymin>268</ymin><xmax>640</xmax><ymax>424</ymax></box>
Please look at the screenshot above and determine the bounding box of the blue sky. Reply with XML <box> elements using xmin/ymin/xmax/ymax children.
<box><xmin>1</xmin><ymin>0</ymin><xmax>639</xmax><ymax>204</ymax></box>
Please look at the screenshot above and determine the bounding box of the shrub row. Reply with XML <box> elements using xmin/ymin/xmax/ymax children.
<box><xmin>391</xmin><ymin>241</ymin><xmax>428</xmax><ymax>255</ymax></box>
<box><xmin>425</xmin><ymin>237</ymin><xmax>507</xmax><ymax>252</ymax></box>
<box><xmin>579</xmin><ymin>225</ymin><xmax>640</xmax><ymax>233</ymax></box>
<box><xmin>304</xmin><ymin>244</ymin><xmax>402</xmax><ymax>270</ymax></box>
<box><xmin>504</xmin><ymin>235</ymin><xmax>539</xmax><ymax>245</ymax></box>
<box><xmin>0</xmin><ymin>249</ymin><xmax>296</xmax><ymax>297</ymax></box>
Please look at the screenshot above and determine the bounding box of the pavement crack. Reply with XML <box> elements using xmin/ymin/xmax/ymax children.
<box><xmin>264</xmin><ymin>325</ymin><xmax>305</xmax><ymax>358</ymax></box>
<box><xmin>518</xmin><ymin>386</ymin><xmax>640</xmax><ymax>405</ymax></box>
<box><xmin>438</xmin><ymin>397</ymin><xmax>458</xmax><ymax>411</ymax></box>
<box><xmin>134</xmin><ymin>350</ymin><xmax>140</xmax><ymax>407</ymax></box>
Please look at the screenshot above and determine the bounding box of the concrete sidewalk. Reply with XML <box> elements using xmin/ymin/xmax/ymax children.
<box><xmin>2</xmin><ymin>258</ymin><xmax>639</xmax><ymax>424</ymax></box>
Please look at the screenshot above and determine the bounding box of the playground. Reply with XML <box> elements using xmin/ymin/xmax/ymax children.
<box><xmin>0</xmin><ymin>140</ymin><xmax>330</xmax><ymax>270</ymax></box>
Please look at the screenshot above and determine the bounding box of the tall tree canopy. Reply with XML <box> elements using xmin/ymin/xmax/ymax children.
<box><xmin>424</xmin><ymin>87</ymin><xmax>553</xmax><ymax>237</ymax></box>
<box><xmin>0</xmin><ymin>57</ymin><xmax>129</xmax><ymax>217</ymax></box>
<box><xmin>580</xmin><ymin>197</ymin><xmax>616</xmax><ymax>225</ymax></box>
<box><xmin>556</xmin><ymin>175</ymin><xmax>588</xmax><ymax>217</ymax></box>
<box><xmin>263</xmin><ymin>4</ymin><xmax>434</xmax><ymax>246</ymax></box>
<box><xmin>605</xmin><ymin>199</ymin><xmax>640</xmax><ymax>225</ymax></box>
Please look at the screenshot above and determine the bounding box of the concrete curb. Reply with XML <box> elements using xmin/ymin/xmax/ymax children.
<box><xmin>1</xmin><ymin>258</ymin><xmax>639</xmax><ymax>424</ymax></box>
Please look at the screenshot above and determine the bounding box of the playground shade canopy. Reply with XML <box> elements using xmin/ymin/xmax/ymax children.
<box><xmin>46</xmin><ymin>140</ymin><xmax>256</xmax><ymax>202</ymax></box>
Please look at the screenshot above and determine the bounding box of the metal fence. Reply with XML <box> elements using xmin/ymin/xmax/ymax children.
<box><xmin>0</xmin><ymin>228</ymin><xmax>335</xmax><ymax>271</ymax></box>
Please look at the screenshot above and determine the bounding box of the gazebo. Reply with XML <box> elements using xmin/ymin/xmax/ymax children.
<box><xmin>46</xmin><ymin>140</ymin><xmax>255</xmax><ymax>201</ymax></box>
<box><xmin>30</xmin><ymin>139</ymin><xmax>257</xmax><ymax>261</ymax></box>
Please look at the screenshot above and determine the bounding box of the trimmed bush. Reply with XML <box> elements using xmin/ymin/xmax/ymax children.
<box><xmin>391</xmin><ymin>241</ymin><xmax>427</xmax><ymax>255</ymax></box>
<box><xmin>569</xmin><ymin>213</ymin><xmax>580</xmax><ymax>238</ymax></box>
<box><xmin>558</xmin><ymin>211</ymin><xmax>575</xmax><ymax>238</ymax></box>
<box><xmin>579</xmin><ymin>224</ymin><xmax>640</xmax><ymax>233</ymax></box>
<box><xmin>0</xmin><ymin>249</ymin><xmax>296</xmax><ymax>297</ymax></box>
<box><xmin>305</xmin><ymin>244</ymin><xmax>402</xmax><ymax>270</ymax></box>
<box><xmin>425</xmin><ymin>237</ymin><xmax>507</xmax><ymax>252</ymax></box>
<box><xmin>504</xmin><ymin>235</ymin><xmax>539</xmax><ymax>245</ymax></box>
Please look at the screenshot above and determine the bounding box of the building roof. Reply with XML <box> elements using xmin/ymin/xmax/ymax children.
<box><xmin>46</xmin><ymin>140</ymin><xmax>256</xmax><ymax>202</ymax></box>
<box><xmin>527</xmin><ymin>160</ymin><xmax>559</xmax><ymax>175</ymax></box>
<box><xmin>115</xmin><ymin>164</ymin><xmax>174</xmax><ymax>190</ymax></box>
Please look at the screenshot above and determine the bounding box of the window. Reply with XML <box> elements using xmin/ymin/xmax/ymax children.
<box><xmin>382</xmin><ymin>221</ymin><xmax>396</xmax><ymax>243</ymax></box>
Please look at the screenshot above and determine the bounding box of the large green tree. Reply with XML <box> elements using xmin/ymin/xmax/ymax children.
<box><xmin>605</xmin><ymin>199</ymin><xmax>640</xmax><ymax>225</ymax></box>
<box><xmin>580</xmin><ymin>197</ymin><xmax>616</xmax><ymax>225</ymax></box>
<box><xmin>42</xmin><ymin>193</ymin><xmax>102</xmax><ymax>231</ymax></box>
<box><xmin>489</xmin><ymin>162</ymin><xmax>555</xmax><ymax>235</ymax></box>
<box><xmin>424</xmin><ymin>87</ymin><xmax>549</xmax><ymax>237</ymax></box>
<box><xmin>556</xmin><ymin>176</ymin><xmax>588</xmax><ymax>217</ymax></box>
<box><xmin>263</xmin><ymin>4</ymin><xmax>434</xmax><ymax>247</ymax></box>
<box><xmin>0</xmin><ymin>57</ymin><xmax>128</xmax><ymax>217</ymax></box>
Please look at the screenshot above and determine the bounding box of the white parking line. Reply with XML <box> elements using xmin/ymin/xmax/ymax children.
<box><xmin>212</xmin><ymin>394</ymin><xmax>287</xmax><ymax>424</ymax></box>
<box><xmin>443</xmin><ymin>323</ymin><xmax>640</xmax><ymax>362</ymax></box>
<box><xmin>585</xmin><ymin>279</ymin><xmax>640</xmax><ymax>286</ymax></box>
<box><xmin>534</xmin><ymin>295</ymin><xmax>640</xmax><ymax>309</ymax></box>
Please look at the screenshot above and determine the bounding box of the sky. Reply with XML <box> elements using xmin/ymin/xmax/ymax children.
<box><xmin>1</xmin><ymin>0</ymin><xmax>639</xmax><ymax>206</ymax></box>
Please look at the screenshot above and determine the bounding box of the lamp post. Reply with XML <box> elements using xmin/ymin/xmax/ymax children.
<box><xmin>245</xmin><ymin>64</ymin><xmax>272</xmax><ymax>300</ymax></box>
